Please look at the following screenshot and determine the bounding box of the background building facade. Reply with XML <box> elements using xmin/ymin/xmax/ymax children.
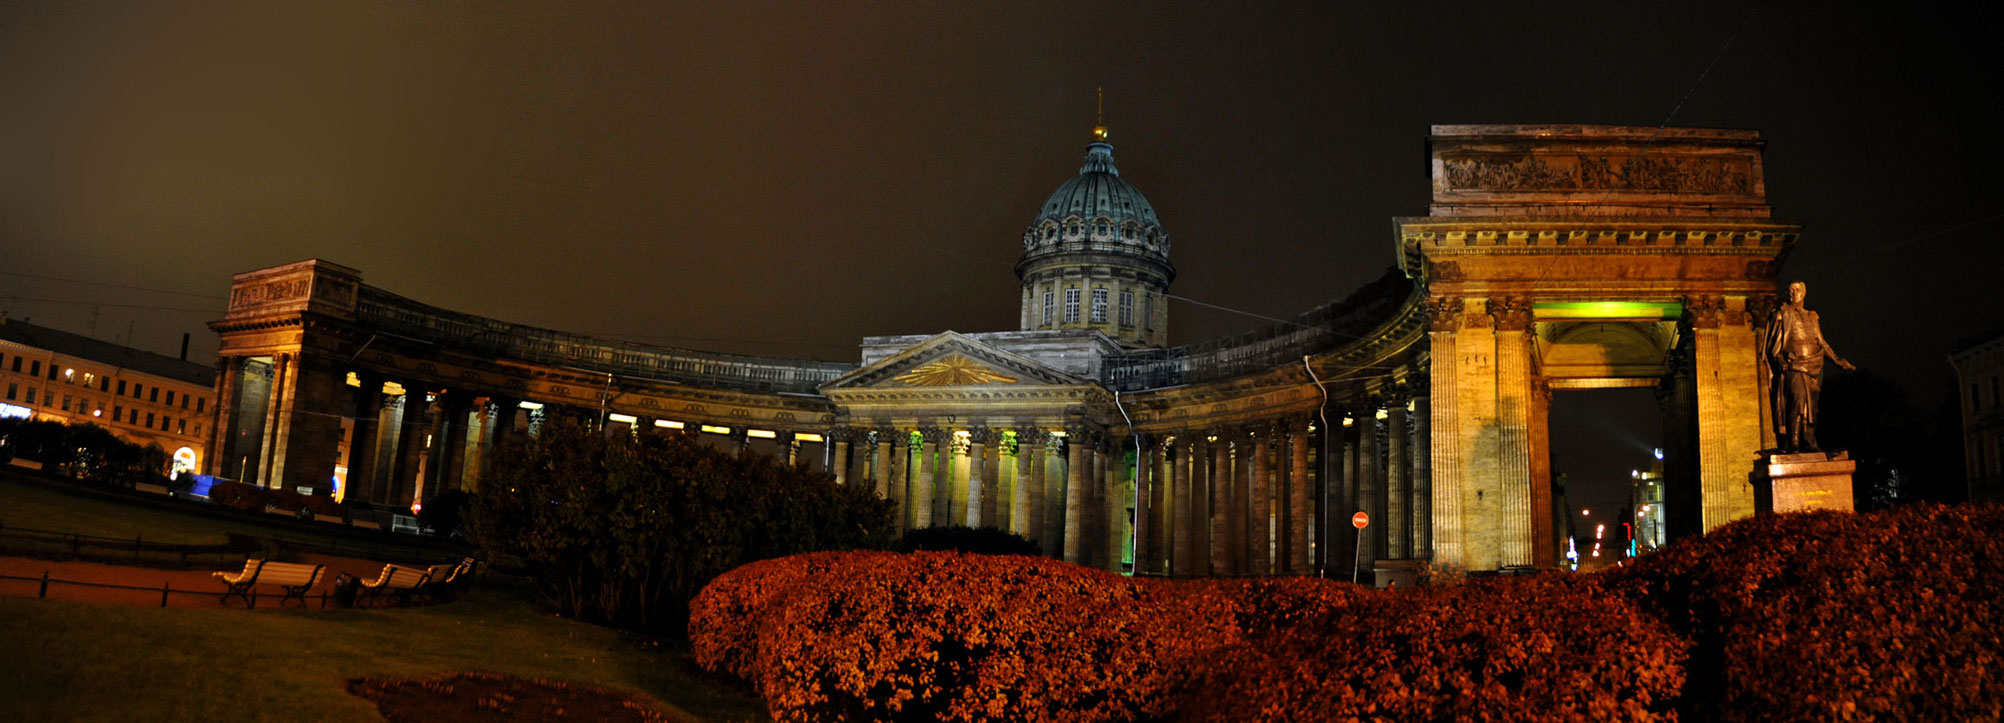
<box><xmin>0</xmin><ymin>317</ymin><xmax>216</xmax><ymax>475</ymax></box>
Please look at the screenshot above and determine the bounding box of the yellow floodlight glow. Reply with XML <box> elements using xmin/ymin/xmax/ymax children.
<box><xmin>607</xmin><ymin>413</ymin><xmax>638</xmax><ymax>424</ymax></box>
<box><xmin>1533</xmin><ymin>301</ymin><xmax>1683</xmax><ymax>321</ymax></box>
<box><xmin>700</xmin><ymin>425</ymin><xmax>731</xmax><ymax>435</ymax></box>
<box><xmin>795</xmin><ymin>432</ymin><xmax>825</xmax><ymax>443</ymax></box>
<box><xmin>654</xmin><ymin>420</ymin><xmax>685</xmax><ymax>429</ymax></box>
<box><xmin>518</xmin><ymin>401</ymin><xmax>544</xmax><ymax>410</ymax></box>
<box><xmin>746</xmin><ymin>429</ymin><xmax>777</xmax><ymax>439</ymax></box>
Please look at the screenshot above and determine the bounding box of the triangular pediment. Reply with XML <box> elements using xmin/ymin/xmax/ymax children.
<box><xmin>822</xmin><ymin>332</ymin><xmax>1089</xmax><ymax>392</ymax></box>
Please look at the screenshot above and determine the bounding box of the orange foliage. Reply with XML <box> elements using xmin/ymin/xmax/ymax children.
<box><xmin>690</xmin><ymin>503</ymin><xmax>2004</xmax><ymax>721</ymax></box>
<box><xmin>1605</xmin><ymin>503</ymin><xmax>2004</xmax><ymax>722</ymax></box>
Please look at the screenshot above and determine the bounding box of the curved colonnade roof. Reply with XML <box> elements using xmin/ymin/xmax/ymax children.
<box><xmin>354</xmin><ymin>271</ymin><xmax>1415</xmax><ymax>396</ymax></box>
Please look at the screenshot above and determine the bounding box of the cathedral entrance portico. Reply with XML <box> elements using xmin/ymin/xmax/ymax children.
<box><xmin>1400</xmin><ymin>125</ymin><xmax>1798</xmax><ymax>573</ymax></box>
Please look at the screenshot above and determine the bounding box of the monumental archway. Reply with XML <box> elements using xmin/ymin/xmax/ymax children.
<box><xmin>1399</xmin><ymin>125</ymin><xmax>1796</xmax><ymax>572</ymax></box>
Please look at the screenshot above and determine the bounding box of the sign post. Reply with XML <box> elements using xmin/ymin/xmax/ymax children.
<box><xmin>1351</xmin><ymin>512</ymin><xmax>1369</xmax><ymax>585</ymax></box>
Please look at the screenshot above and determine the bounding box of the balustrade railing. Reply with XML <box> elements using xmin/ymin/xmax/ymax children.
<box><xmin>356</xmin><ymin>288</ymin><xmax>852</xmax><ymax>393</ymax></box>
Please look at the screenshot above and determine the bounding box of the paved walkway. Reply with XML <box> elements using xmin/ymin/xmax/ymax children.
<box><xmin>0</xmin><ymin>552</ymin><xmax>419</xmax><ymax>609</ymax></box>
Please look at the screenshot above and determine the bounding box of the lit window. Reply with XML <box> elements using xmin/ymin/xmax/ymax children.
<box><xmin>81</xmin><ymin>372</ymin><xmax>94</xmax><ymax>386</ymax></box>
<box><xmin>64</xmin><ymin>368</ymin><xmax>75</xmax><ymax>382</ymax></box>
<box><xmin>1064</xmin><ymin>288</ymin><xmax>1080</xmax><ymax>323</ymax></box>
<box><xmin>1119</xmin><ymin>290</ymin><xmax>1134</xmax><ymax>326</ymax></box>
<box><xmin>178</xmin><ymin>418</ymin><xmax>186</xmax><ymax>434</ymax></box>
<box><xmin>1090</xmin><ymin>288</ymin><xmax>1108</xmax><ymax>323</ymax></box>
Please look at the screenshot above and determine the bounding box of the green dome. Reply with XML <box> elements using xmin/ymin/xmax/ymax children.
<box><xmin>1021</xmin><ymin>141</ymin><xmax>1170</xmax><ymax>254</ymax></box>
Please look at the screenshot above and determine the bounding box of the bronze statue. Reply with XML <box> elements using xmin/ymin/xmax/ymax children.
<box><xmin>1765</xmin><ymin>280</ymin><xmax>1854</xmax><ymax>453</ymax></box>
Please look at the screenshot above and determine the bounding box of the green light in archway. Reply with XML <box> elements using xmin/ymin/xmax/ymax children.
<box><xmin>1533</xmin><ymin>301</ymin><xmax>1684</xmax><ymax>320</ymax></box>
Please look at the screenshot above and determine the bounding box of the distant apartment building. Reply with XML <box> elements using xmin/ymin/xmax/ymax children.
<box><xmin>0</xmin><ymin>317</ymin><xmax>217</xmax><ymax>475</ymax></box>
<box><xmin>1951</xmin><ymin>332</ymin><xmax>2004</xmax><ymax>502</ymax></box>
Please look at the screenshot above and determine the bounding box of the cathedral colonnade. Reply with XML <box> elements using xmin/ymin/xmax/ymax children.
<box><xmin>205</xmin><ymin>125</ymin><xmax>1795</xmax><ymax>578</ymax></box>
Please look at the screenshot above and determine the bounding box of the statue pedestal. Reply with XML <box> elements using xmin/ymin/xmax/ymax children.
<box><xmin>1754</xmin><ymin>452</ymin><xmax>1856</xmax><ymax>513</ymax></box>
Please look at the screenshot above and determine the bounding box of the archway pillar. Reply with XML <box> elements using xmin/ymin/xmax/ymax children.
<box><xmin>1691</xmin><ymin>295</ymin><xmax>1763</xmax><ymax>530</ymax></box>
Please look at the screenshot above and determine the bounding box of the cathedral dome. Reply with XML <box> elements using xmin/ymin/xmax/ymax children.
<box><xmin>1015</xmin><ymin>129</ymin><xmax>1176</xmax><ymax>349</ymax></box>
<box><xmin>1020</xmin><ymin>140</ymin><xmax>1171</xmax><ymax>255</ymax></box>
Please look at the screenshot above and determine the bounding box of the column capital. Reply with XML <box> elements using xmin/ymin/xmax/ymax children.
<box><xmin>967</xmin><ymin>426</ymin><xmax>996</xmax><ymax>444</ymax></box>
<box><xmin>917</xmin><ymin>425</ymin><xmax>946</xmax><ymax>444</ymax></box>
<box><xmin>1748</xmin><ymin>293</ymin><xmax>1781</xmax><ymax>327</ymax></box>
<box><xmin>1425</xmin><ymin>296</ymin><xmax>1463</xmax><ymax>333</ymax></box>
<box><xmin>1685</xmin><ymin>294</ymin><xmax>1726</xmax><ymax>329</ymax></box>
<box><xmin>1488</xmin><ymin>297</ymin><xmax>1533</xmax><ymax>331</ymax></box>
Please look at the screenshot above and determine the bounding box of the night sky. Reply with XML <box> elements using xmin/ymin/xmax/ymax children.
<box><xmin>4</xmin><ymin>3</ymin><xmax>2000</xmax><ymax>515</ymax></box>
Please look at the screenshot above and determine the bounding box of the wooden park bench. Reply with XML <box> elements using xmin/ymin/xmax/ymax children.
<box><xmin>213</xmin><ymin>559</ymin><xmax>326</xmax><ymax>608</ymax></box>
<box><xmin>358</xmin><ymin>564</ymin><xmax>430</xmax><ymax>607</ymax></box>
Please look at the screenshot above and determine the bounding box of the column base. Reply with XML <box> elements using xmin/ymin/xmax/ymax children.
<box><xmin>1754</xmin><ymin>451</ymin><xmax>1857</xmax><ymax>514</ymax></box>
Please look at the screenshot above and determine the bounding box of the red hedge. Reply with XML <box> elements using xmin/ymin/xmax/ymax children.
<box><xmin>1604</xmin><ymin>504</ymin><xmax>2004</xmax><ymax>722</ymax></box>
<box><xmin>1179</xmin><ymin>574</ymin><xmax>1684</xmax><ymax>722</ymax></box>
<box><xmin>693</xmin><ymin>503</ymin><xmax>2004</xmax><ymax>722</ymax></box>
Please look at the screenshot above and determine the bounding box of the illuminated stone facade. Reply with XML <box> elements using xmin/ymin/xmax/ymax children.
<box><xmin>0</xmin><ymin>318</ymin><xmax>216</xmax><ymax>474</ymax></box>
<box><xmin>205</xmin><ymin>124</ymin><xmax>1795</xmax><ymax>577</ymax></box>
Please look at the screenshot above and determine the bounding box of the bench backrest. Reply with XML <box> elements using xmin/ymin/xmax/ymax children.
<box><xmin>257</xmin><ymin>562</ymin><xmax>324</xmax><ymax>588</ymax></box>
<box><xmin>423</xmin><ymin>564</ymin><xmax>455</xmax><ymax>584</ymax></box>
<box><xmin>385</xmin><ymin>565</ymin><xmax>430</xmax><ymax>590</ymax></box>
<box><xmin>218</xmin><ymin>559</ymin><xmax>265</xmax><ymax>584</ymax></box>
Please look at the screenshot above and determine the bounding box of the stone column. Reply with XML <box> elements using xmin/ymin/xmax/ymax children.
<box><xmin>1063</xmin><ymin>429</ymin><xmax>1088</xmax><ymax>564</ymax></box>
<box><xmin>832</xmin><ymin>432</ymin><xmax>851</xmax><ymax>486</ymax></box>
<box><xmin>1248</xmin><ymin>425</ymin><xmax>1271</xmax><ymax>575</ymax></box>
<box><xmin>1412</xmin><ymin>393</ymin><xmax>1433</xmax><ymax>558</ymax></box>
<box><xmin>209</xmin><ymin>358</ymin><xmax>242</xmax><ymax>479</ymax></box>
<box><xmin>1690</xmin><ymin>295</ymin><xmax>1762</xmax><ymax>531</ymax></box>
<box><xmin>915</xmin><ymin>426</ymin><xmax>940</xmax><ymax>530</ymax></box>
<box><xmin>889</xmin><ymin>429</ymin><xmax>910</xmax><ymax>532</ymax></box>
<box><xmin>1187</xmin><ymin>436</ymin><xmax>1209</xmax><ymax>576</ymax></box>
<box><xmin>345</xmin><ymin>372</ymin><xmax>384</xmax><ymax>503</ymax></box>
<box><xmin>1287</xmin><ymin>418</ymin><xmax>1311</xmax><ymax>575</ymax></box>
<box><xmin>1356</xmin><ymin>403</ymin><xmax>1382</xmax><ymax>566</ymax></box>
<box><xmin>1104</xmin><ymin>436</ymin><xmax>1128</xmax><ymax>572</ymax></box>
<box><xmin>1425</xmin><ymin>296</ymin><xmax>1466</xmax><ymax>571</ymax></box>
<box><xmin>875</xmin><ymin>427</ymin><xmax>894</xmax><ymax>500</ymax></box>
<box><xmin>390</xmin><ymin>387</ymin><xmax>430</xmax><ymax>511</ymax></box>
<box><xmin>983</xmin><ymin>430</ymin><xmax>1002</xmax><ymax>526</ymax></box>
<box><xmin>435</xmin><ymin>392</ymin><xmax>473</xmax><ymax>494</ymax></box>
<box><xmin>1210</xmin><ymin>434</ymin><xmax>1230</xmax><ymax>575</ymax></box>
<box><xmin>1013</xmin><ymin>426</ymin><xmax>1037</xmax><ymax>539</ymax></box>
<box><xmin>1493</xmin><ymin>298</ymin><xmax>1535</xmax><ymax>568</ymax></box>
<box><xmin>966</xmin><ymin>428</ymin><xmax>988</xmax><ymax>528</ymax></box>
<box><xmin>1042</xmin><ymin>430</ymin><xmax>1074</xmax><ymax>556</ymax></box>
<box><xmin>254</xmin><ymin>353</ymin><xmax>290</xmax><ymax>488</ymax></box>
<box><xmin>1133</xmin><ymin>434</ymin><xmax>1155</xmax><ymax>575</ymax></box>
<box><xmin>1386</xmin><ymin>399</ymin><xmax>1410</xmax><ymax>559</ymax></box>
<box><xmin>1528</xmin><ymin>382</ymin><xmax>1556</xmax><ymax>568</ymax></box>
<box><xmin>1171</xmin><ymin>436</ymin><xmax>1194</xmax><ymax>576</ymax></box>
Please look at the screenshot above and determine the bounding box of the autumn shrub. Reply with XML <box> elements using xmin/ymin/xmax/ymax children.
<box><xmin>1180</xmin><ymin>574</ymin><xmax>1684</xmax><ymax>722</ymax></box>
<box><xmin>689</xmin><ymin>550</ymin><xmax>863</xmax><ymax>681</ymax></box>
<box><xmin>264</xmin><ymin>487</ymin><xmax>306</xmax><ymax>513</ymax></box>
<box><xmin>897</xmin><ymin>525</ymin><xmax>1042</xmax><ymax>556</ymax></box>
<box><xmin>1604</xmin><ymin>504</ymin><xmax>2004</xmax><ymax>722</ymax></box>
<box><xmin>465</xmin><ymin>418</ymin><xmax>896</xmax><ymax>633</ymax></box>
<box><xmin>300</xmin><ymin>494</ymin><xmax>344</xmax><ymax>517</ymax></box>
<box><xmin>207</xmin><ymin>480</ymin><xmax>265</xmax><ymax>512</ymax></box>
<box><xmin>741</xmin><ymin>551</ymin><xmax>1205</xmax><ymax>723</ymax></box>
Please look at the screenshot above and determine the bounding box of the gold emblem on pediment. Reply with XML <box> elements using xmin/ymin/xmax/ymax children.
<box><xmin>893</xmin><ymin>355</ymin><xmax>1018</xmax><ymax>386</ymax></box>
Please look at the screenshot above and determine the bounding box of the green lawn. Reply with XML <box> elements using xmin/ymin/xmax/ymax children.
<box><xmin>0</xmin><ymin>581</ymin><xmax>767</xmax><ymax>721</ymax></box>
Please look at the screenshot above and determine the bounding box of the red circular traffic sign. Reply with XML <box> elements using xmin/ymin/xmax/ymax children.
<box><xmin>1351</xmin><ymin>512</ymin><xmax>1369</xmax><ymax>529</ymax></box>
